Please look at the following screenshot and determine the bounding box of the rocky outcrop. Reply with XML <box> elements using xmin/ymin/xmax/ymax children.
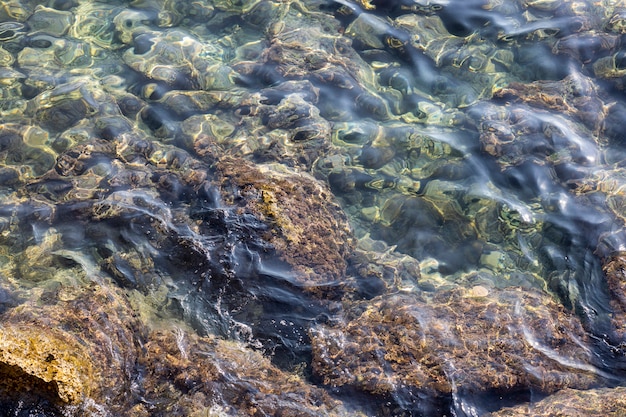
<box><xmin>0</xmin><ymin>275</ymin><xmax>356</xmax><ymax>416</ymax></box>
<box><xmin>311</xmin><ymin>288</ymin><xmax>602</xmax><ymax>411</ymax></box>
<box><xmin>488</xmin><ymin>387</ymin><xmax>626</xmax><ymax>417</ymax></box>
<box><xmin>213</xmin><ymin>156</ymin><xmax>355</xmax><ymax>297</ymax></box>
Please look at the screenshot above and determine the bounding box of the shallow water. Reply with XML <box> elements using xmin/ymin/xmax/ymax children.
<box><xmin>2</xmin><ymin>0</ymin><xmax>626</xmax><ymax>415</ymax></box>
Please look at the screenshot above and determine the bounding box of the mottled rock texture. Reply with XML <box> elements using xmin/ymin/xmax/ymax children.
<box><xmin>0</xmin><ymin>278</ymin><xmax>354</xmax><ymax>416</ymax></box>
<box><xmin>488</xmin><ymin>387</ymin><xmax>626</xmax><ymax>417</ymax></box>
<box><xmin>311</xmin><ymin>288</ymin><xmax>601</xmax><ymax>407</ymax></box>
<box><xmin>0</xmin><ymin>281</ymin><xmax>142</xmax><ymax>414</ymax></box>
<box><xmin>214</xmin><ymin>156</ymin><xmax>355</xmax><ymax>296</ymax></box>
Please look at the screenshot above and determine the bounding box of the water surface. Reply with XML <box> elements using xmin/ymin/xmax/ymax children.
<box><xmin>1</xmin><ymin>0</ymin><xmax>626</xmax><ymax>415</ymax></box>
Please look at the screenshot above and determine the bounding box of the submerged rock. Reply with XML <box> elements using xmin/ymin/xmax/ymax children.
<box><xmin>470</xmin><ymin>100</ymin><xmax>595</xmax><ymax>169</ymax></box>
<box><xmin>140</xmin><ymin>328</ymin><xmax>354</xmax><ymax>417</ymax></box>
<box><xmin>311</xmin><ymin>287</ymin><xmax>602</xmax><ymax>412</ymax></box>
<box><xmin>488</xmin><ymin>386</ymin><xmax>626</xmax><ymax>416</ymax></box>
<box><xmin>0</xmin><ymin>270</ymin><xmax>355</xmax><ymax>416</ymax></box>
<box><xmin>0</xmin><ymin>280</ymin><xmax>144</xmax><ymax>414</ymax></box>
<box><xmin>214</xmin><ymin>156</ymin><xmax>355</xmax><ymax>296</ymax></box>
<box><xmin>493</xmin><ymin>72</ymin><xmax>607</xmax><ymax>135</ymax></box>
<box><xmin>600</xmin><ymin>252</ymin><xmax>626</xmax><ymax>343</ymax></box>
<box><xmin>2</xmin><ymin>0</ymin><xmax>626</xmax><ymax>415</ymax></box>
<box><xmin>348</xmin><ymin>235</ymin><xmax>422</xmax><ymax>297</ymax></box>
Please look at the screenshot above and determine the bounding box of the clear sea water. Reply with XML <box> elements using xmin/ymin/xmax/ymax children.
<box><xmin>2</xmin><ymin>0</ymin><xmax>626</xmax><ymax>415</ymax></box>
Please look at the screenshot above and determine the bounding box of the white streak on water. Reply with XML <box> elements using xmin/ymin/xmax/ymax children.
<box><xmin>174</xmin><ymin>326</ymin><xmax>188</xmax><ymax>360</ymax></box>
<box><xmin>514</xmin><ymin>301</ymin><xmax>613</xmax><ymax>380</ymax></box>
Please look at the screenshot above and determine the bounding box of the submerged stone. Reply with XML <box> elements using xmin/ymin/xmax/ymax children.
<box><xmin>214</xmin><ymin>156</ymin><xmax>355</xmax><ymax>296</ymax></box>
<box><xmin>139</xmin><ymin>328</ymin><xmax>356</xmax><ymax>417</ymax></box>
<box><xmin>26</xmin><ymin>5</ymin><xmax>74</xmax><ymax>36</ymax></box>
<box><xmin>311</xmin><ymin>287</ymin><xmax>602</xmax><ymax>412</ymax></box>
<box><xmin>0</xmin><ymin>275</ymin><xmax>357</xmax><ymax>416</ymax></box>
<box><xmin>349</xmin><ymin>235</ymin><xmax>421</xmax><ymax>296</ymax></box>
<box><xmin>488</xmin><ymin>386</ymin><xmax>626</xmax><ymax>416</ymax></box>
<box><xmin>470</xmin><ymin>100</ymin><xmax>598</xmax><ymax>171</ymax></box>
<box><xmin>1</xmin><ymin>0</ymin><xmax>626</xmax><ymax>415</ymax></box>
<box><xmin>493</xmin><ymin>72</ymin><xmax>607</xmax><ymax>135</ymax></box>
<box><xmin>600</xmin><ymin>252</ymin><xmax>626</xmax><ymax>344</ymax></box>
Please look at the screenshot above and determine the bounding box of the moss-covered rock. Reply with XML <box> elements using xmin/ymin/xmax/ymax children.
<box><xmin>0</xmin><ymin>281</ymin><xmax>143</xmax><ymax>414</ymax></box>
<box><xmin>139</xmin><ymin>328</ymin><xmax>355</xmax><ymax>417</ymax></box>
<box><xmin>0</xmin><ymin>275</ymin><xmax>357</xmax><ymax>416</ymax></box>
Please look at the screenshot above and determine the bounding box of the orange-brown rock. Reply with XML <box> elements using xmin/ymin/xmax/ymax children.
<box><xmin>0</xmin><ymin>276</ymin><xmax>356</xmax><ymax>416</ymax></box>
<box><xmin>214</xmin><ymin>156</ymin><xmax>355</xmax><ymax>296</ymax></box>
<box><xmin>311</xmin><ymin>288</ymin><xmax>601</xmax><ymax>408</ymax></box>
<box><xmin>0</xmin><ymin>280</ymin><xmax>143</xmax><ymax>414</ymax></box>
<box><xmin>488</xmin><ymin>387</ymin><xmax>626</xmax><ymax>416</ymax></box>
<box><xmin>139</xmin><ymin>328</ymin><xmax>354</xmax><ymax>417</ymax></box>
<box><xmin>0</xmin><ymin>324</ymin><xmax>93</xmax><ymax>405</ymax></box>
<box><xmin>601</xmin><ymin>252</ymin><xmax>626</xmax><ymax>342</ymax></box>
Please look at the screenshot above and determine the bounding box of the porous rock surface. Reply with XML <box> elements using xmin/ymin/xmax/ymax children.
<box><xmin>213</xmin><ymin>155</ymin><xmax>355</xmax><ymax>295</ymax></box>
<box><xmin>311</xmin><ymin>287</ymin><xmax>601</xmax><ymax>406</ymax></box>
<box><xmin>0</xmin><ymin>277</ymin><xmax>355</xmax><ymax>416</ymax></box>
<box><xmin>488</xmin><ymin>386</ymin><xmax>626</xmax><ymax>417</ymax></box>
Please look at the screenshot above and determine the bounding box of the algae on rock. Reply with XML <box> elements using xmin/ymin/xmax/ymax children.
<box><xmin>311</xmin><ymin>287</ymin><xmax>603</xmax><ymax>410</ymax></box>
<box><xmin>488</xmin><ymin>387</ymin><xmax>626</xmax><ymax>417</ymax></box>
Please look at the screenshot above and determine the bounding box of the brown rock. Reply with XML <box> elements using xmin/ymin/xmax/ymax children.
<box><xmin>0</xmin><ymin>280</ymin><xmax>144</xmax><ymax>414</ymax></box>
<box><xmin>140</xmin><ymin>328</ymin><xmax>353</xmax><ymax>417</ymax></box>
<box><xmin>0</xmin><ymin>274</ymin><xmax>356</xmax><ymax>416</ymax></box>
<box><xmin>601</xmin><ymin>252</ymin><xmax>626</xmax><ymax>342</ymax></box>
<box><xmin>488</xmin><ymin>387</ymin><xmax>626</xmax><ymax>416</ymax></box>
<box><xmin>215</xmin><ymin>156</ymin><xmax>355</xmax><ymax>296</ymax></box>
<box><xmin>0</xmin><ymin>324</ymin><xmax>93</xmax><ymax>404</ymax></box>
<box><xmin>311</xmin><ymin>288</ymin><xmax>601</xmax><ymax>406</ymax></box>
